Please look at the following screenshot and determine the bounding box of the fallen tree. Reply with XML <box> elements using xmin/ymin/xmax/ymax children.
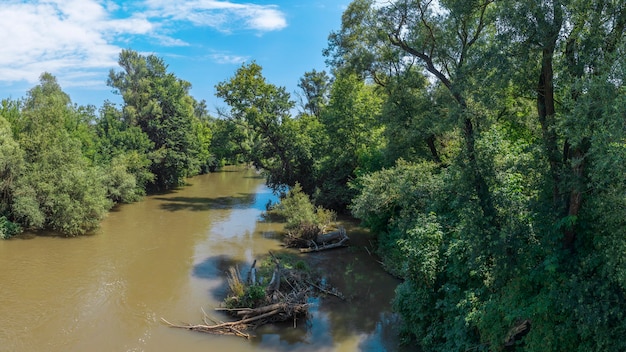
<box><xmin>161</xmin><ymin>301</ymin><xmax>309</xmax><ymax>339</ymax></box>
<box><xmin>284</xmin><ymin>226</ymin><xmax>349</xmax><ymax>252</ymax></box>
<box><xmin>162</xmin><ymin>251</ymin><xmax>342</xmax><ymax>338</ymax></box>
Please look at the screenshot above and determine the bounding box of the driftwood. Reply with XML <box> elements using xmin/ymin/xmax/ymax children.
<box><xmin>266</xmin><ymin>252</ymin><xmax>282</xmax><ymax>301</ymax></box>
<box><xmin>161</xmin><ymin>302</ymin><xmax>307</xmax><ymax>339</ymax></box>
<box><xmin>300</xmin><ymin>228</ymin><xmax>349</xmax><ymax>253</ymax></box>
<box><xmin>285</xmin><ymin>226</ymin><xmax>349</xmax><ymax>253</ymax></box>
<box><xmin>305</xmin><ymin>280</ymin><xmax>345</xmax><ymax>300</ymax></box>
<box><xmin>300</xmin><ymin>236</ymin><xmax>348</xmax><ymax>253</ymax></box>
<box><xmin>316</xmin><ymin>227</ymin><xmax>346</xmax><ymax>244</ymax></box>
<box><xmin>163</xmin><ymin>251</ymin><xmax>344</xmax><ymax>339</ymax></box>
<box><xmin>246</xmin><ymin>259</ymin><xmax>257</xmax><ymax>285</ymax></box>
<box><xmin>164</xmin><ymin>254</ymin><xmax>310</xmax><ymax>338</ymax></box>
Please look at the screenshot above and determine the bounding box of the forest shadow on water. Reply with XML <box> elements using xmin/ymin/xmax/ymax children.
<box><xmin>155</xmin><ymin>194</ymin><xmax>256</xmax><ymax>212</ymax></box>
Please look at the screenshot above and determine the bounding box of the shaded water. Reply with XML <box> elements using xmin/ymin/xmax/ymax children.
<box><xmin>0</xmin><ymin>167</ymin><xmax>402</xmax><ymax>351</ymax></box>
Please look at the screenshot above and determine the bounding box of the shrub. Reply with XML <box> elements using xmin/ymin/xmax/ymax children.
<box><xmin>0</xmin><ymin>216</ymin><xmax>21</xmax><ymax>239</ymax></box>
<box><xmin>270</xmin><ymin>182</ymin><xmax>336</xmax><ymax>233</ymax></box>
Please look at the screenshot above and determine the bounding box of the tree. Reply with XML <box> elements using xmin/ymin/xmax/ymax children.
<box><xmin>108</xmin><ymin>49</ymin><xmax>204</xmax><ymax>190</ymax></box>
<box><xmin>92</xmin><ymin>101</ymin><xmax>155</xmax><ymax>202</ymax></box>
<box><xmin>9</xmin><ymin>74</ymin><xmax>111</xmax><ymax>235</ymax></box>
<box><xmin>216</xmin><ymin>62</ymin><xmax>315</xmax><ymax>192</ymax></box>
<box><xmin>191</xmin><ymin>98</ymin><xmax>215</xmax><ymax>173</ymax></box>
<box><xmin>0</xmin><ymin>113</ymin><xmax>25</xmax><ymax>238</ymax></box>
<box><xmin>297</xmin><ymin>69</ymin><xmax>331</xmax><ymax>118</ymax></box>
<box><xmin>315</xmin><ymin>72</ymin><xmax>385</xmax><ymax>209</ymax></box>
<box><xmin>337</xmin><ymin>0</ymin><xmax>626</xmax><ymax>350</ymax></box>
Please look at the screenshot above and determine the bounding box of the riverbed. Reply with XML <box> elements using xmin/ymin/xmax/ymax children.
<box><xmin>0</xmin><ymin>167</ymin><xmax>402</xmax><ymax>351</ymax></box>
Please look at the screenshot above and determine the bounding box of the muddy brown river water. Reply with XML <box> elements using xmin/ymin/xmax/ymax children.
<box><xmin>0</xmin><ymin>167</ymin><xmax>403</xmax><ymax>351</ymax></box>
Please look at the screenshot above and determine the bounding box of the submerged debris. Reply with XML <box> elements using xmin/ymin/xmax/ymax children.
<box><xmin>162</xmin><ymin>251</ymin><xmax>343</xmax><ymax>338</ymax></box>
<box><xmin>284</xmin><ymin>226</ymin><xmax>349</xmax><ymax>253</ymax></box>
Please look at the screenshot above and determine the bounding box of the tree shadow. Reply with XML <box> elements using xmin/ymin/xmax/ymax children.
<box><xmin>192</xmin><ymin>254</ymin><xmax>240</xmax><ymax>300</ymax></box>
<box><xmin>155</xmin><ymin>193</ymin><xmax>257</xmax><ymax>212</ymax></box>
<box><xmin>243</xmin><ymin>174</ymin><xmax>265</xmax><ymax>179</ymax></box>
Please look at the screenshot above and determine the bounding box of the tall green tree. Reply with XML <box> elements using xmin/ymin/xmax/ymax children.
<box><xmin>108</xmin><ymin>49</ymin><xmax>204</xmax><ymax>190</ymax></box>
<box><xmin>297</xmin><ymin>69</ymin><xmax>331</xmax><ymax>118</ymax></box>
<box><xmin>315</xmin><ymin>72</ymin><xmax>385</xmax><ymax>209</ymax></box>
<box><xmin>8</xmin><ymin>74</ymin><xmax>111</xmax><ymax>235</ymax></box>
<box><xmin>92</xmin><ymin>102</ymin><xmax>155</xmax><ymax>202</ymax></box>
<box><xmin>0</xmin><ymin>113</ymin><xmax>25</xmax><ymax>238</ymax></box>
<box><xmin>216</xmin><ymin>62</ymin><xmax>316</xmax><ymax>192</ymax></box>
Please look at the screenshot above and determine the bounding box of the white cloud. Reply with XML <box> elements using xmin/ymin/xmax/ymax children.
<box><xmin>209</xmin><ymin>52</ymin><xmax>250</xmax><ymax>65</ymax></box>
<box><xmin>0</xmin><ymin>0</ymin><xmax>287</xmax><ymax>89</ymax></box>
<box><xmin>151</xmin><ymin>34</ymin><xmax>191</xmax><ymax>47</ymax></box>
<box><xmin>145</xmin><ymin>0</ymin><xmax>287</xmax><ymax>32</ymax></box>
<box><xmin>0</xmin><ymin>0</ymin><xmax>152</xmax><ymax>85</ymax></box>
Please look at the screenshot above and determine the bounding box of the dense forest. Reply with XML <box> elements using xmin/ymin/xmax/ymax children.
<box><xmin>1</xmin><ymin>0</ymin><xmax>625</xmax><ymax>350</ymax></box>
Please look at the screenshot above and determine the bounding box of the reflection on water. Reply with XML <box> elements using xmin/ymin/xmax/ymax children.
<box><xmin>0</xmin><ymin>166</ymin><xmax>404</xmax><ymax>351</ymax></box>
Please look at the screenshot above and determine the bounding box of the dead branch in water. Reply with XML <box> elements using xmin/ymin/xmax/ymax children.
<box><xmin>300</xmin><ymin>228</ymin><xmax>349</xmax><ymax>253</ymax></box>
<box><xmin>285</xmin><ymin>226</ymin><xmax>350</xmax><ymax>253</ymax></box>
<box><xmin>162</xmin><ymin>250</ymin><xmax>344</xmax><ymax>339</ymax></box>
<box><xmin>162</xmin><ymin>301</ymin><xmax>309</xmax><ymax>339</ymax></box>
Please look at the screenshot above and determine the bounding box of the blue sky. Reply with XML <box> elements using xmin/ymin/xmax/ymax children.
<box><xmin>0</xmin><ymin>0</ymin><xmax>349</xmax><ymax>115</ymax></box>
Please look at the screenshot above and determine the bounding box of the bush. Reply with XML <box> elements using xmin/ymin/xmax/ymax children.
<box><xmin>270</xmin><ymin>182</ymin><xmax>336</xmax><ymax>232</ymax></box>
<box><xmin>0</xmin><ymin>216</ymin><xmax>21</xmax><ymax>239</ymax></box>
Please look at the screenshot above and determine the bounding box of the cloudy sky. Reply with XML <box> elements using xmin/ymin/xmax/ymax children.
<box><xmin>0</xmin><ymin>0</ymin><xmax>349</xmax><ymax>114</ymax></box>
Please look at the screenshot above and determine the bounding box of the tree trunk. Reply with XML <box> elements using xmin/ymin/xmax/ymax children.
<box><xmin>537</xmin><ymin>48</ymin><xmax>561</xmax><ymax>207</ymax></box>
<box><xmin>316</xmin><ymin>227</ymin><xmax>346</xmax><ymax>244</ymax></box>
<box><xmin>463</xmin><ymin>115</ymin><xmax>497</xmax><ymax>223</ymax></box>
<box><xmin>426</xmin><ymin>134</ymin><xmax>442</xmax><ymax>163</ymax></box>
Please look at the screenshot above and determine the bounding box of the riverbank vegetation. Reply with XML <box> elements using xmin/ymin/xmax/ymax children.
<box><xmin>2</xmin><ymin>0</ymin><xmax>625</xmax><ymax>350</ymax></box>
<box><xmin>0</xmin><ymin>50</ymin><xmax>225</xmax><ymax>236</ymax></box>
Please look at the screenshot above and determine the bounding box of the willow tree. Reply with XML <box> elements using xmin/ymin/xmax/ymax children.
<box><xmin>326</xmin><ymin>0</ymin><xmax>447</xmax><ymax>166</ymax></box>
<box><xmin>5</xmin><ymin>74</ymin><xmax>111</xmax><ymax>235</ymax></box>
<box><xmin>0</xmin><ymin>113</ymin><xmax>25</xmax><ymax>238</ymax></box>
<box><xmin>483</xmin><ymin>1</ymin><xmax>626</xmax><ymax>350</ymax></box>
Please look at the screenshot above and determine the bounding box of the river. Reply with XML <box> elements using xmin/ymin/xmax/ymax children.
<box><xmin>0</xmin><ymin>167</ymin><xmax>403</xmax><ymax>351</ymax></box>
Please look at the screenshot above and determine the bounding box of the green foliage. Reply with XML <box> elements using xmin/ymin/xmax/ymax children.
<box><xmin>351</xmin><ymin>159</ymin><xmax>443</xmax><ymax>233</ymax></box>
<box><xmin>270</xmin><ymin>183</ymin><xmax>335</xmax><ymax>231</ymax></box>
<box><xmin>216</xmin><ymin>62</ymin><xmax>320</xmax><ymax>193</ymax></box>
<box><xmin>3</xmin><ymin>74</ymin><xmax>113</xmax><ymax>236</ymax></box>
<box><xmin>93</xmin><ymin>102</ymin><xmax>155</xmax><ymax>201</ymax></box>
<box><xmin>397</xmin><ymin>213</ymin><xmax>443</xmax><ymax>286</ymax></box>
<box><xmin>100</xmin><ymin>153</ymin><xmax>148</xmax><ymax>203</ymax></box>
<box><xmin>297</xmin><ymin>69</ymin><xmax>330</xmax><ymax>117</ymax></box>
<box><xmin>314</xmin><ymin>72</ymin><xmax>385</xmax><ymax>210</ymax></box>
<box><xmin>336</xmin><ymin>0</ymin><xmax>626</xmax><ymax>350</ymax></box>
<box><xmin>225</xmin><ymin>265</ymin><xmax>279</xmax><ymax>309</ymax></box>
<box><xmin>108</xmin><ymin>49</ymin><xmax>204</xmax><ymax>190</ymax></box>
<box><xmin>209</xmin><ymin>117</ymin><xmax>245</xmax><ymax>166</ymax></box>
<box><xmin>240</xmin><ymin>285</ymin><xmax>266</xmax><ymax>308</ymax></box>
<box><xmin>0</xmin><ymin>114</ymin><xmax>25</xmax><ymax>217</ymax></box>
<box><xmin>192</xmin><ymin>114</ymin><xmax>215</xmax><ymax>173</ymax></box>
<box><xmin>0</xmin><ymin>216</ymin><xmax>21</xmax><ymax>239</ymax></box>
